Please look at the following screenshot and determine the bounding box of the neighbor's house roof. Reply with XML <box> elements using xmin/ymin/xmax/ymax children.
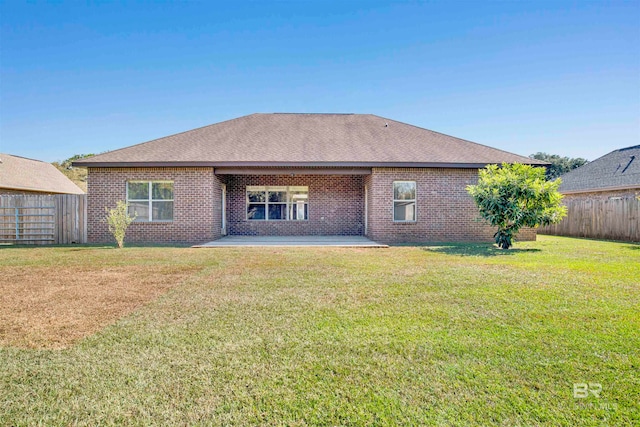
<box><xmin>0</xmin><ymin>153</ymin><xmax>84</xmax><ymax>194</ymax></box>
<box><xmin>74</xmin><ymin>113</ymin><xmax>544</xmax><ymax>169</ymax></box>
<box><xmin>559</xmin><ymin>145</ymin><xmax>640</xmax><ymax>194</ymax></box>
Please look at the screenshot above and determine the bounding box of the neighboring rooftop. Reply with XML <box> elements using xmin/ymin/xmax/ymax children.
<box><xmin>0</xmin><ymin>153</ymin><xmax>84</xmax><ymax>194</ymax></box>
<box><xmin>74</xmin><ymin>113</ymin><xmax>544</xmax><ymax>168</ymax></box>
<box><xmin>558</xmin><ymin>145</ymin><xmax>640</xmax><ymax>193</ymax></box>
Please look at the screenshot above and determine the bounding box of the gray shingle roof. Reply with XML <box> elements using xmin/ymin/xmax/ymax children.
<box><xmin>559</xmin><ymin>145</ymin><xmax>640</xmax><ymax>193</ymax></box>
<box><xmin>74</xmin><ymin>113</ymin><xmax>544</xmax><ymax>168</ymax></box>
<box><xmin>0</xmin><ymin>153</ymin><xmax>85</xmax><ymax>194</ymax></box>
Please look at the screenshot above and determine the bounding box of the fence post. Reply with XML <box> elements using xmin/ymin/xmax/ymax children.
<box><xmin>15</xmin><ymin>207</ymin><xmax>19</xmax><ymax>240</ymax></box>
<box><xmin>1</xmin><ymin>194</ymin><xmax>86</xmax><ymax>244</ymax></box>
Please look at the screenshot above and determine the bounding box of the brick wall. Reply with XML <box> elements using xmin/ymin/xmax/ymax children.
<box><xmin>225</xmin><ymin>174</ymin><xmax>364</xmax><ymax>236</ymax></box>
<box><xmin>366</xmin><ymin>167</ymin><xmax>536</xmax><ymax>244</ymax></box>
<box><xmin>364</xmin><ymin>174</ymin><xmax>373</xmax><ymax>236</ymax></box>
<box><xmin>86</xmin><ymin>167</ymin><xmax>537</xmax><ymax>245</ymax></box>
<box><xmin>87</xmin><ymin>167</ymin><xmax>222</xmax><ymax>244</ymax></box>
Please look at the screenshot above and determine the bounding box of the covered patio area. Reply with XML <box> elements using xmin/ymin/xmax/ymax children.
<box><xmin>193</xmin><ymin>235</ymin><xmax>387</xmax><ymax>248</ymax></box>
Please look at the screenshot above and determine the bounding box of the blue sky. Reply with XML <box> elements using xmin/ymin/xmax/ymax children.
<box><xmin>1</xmin><ymin>1</ymin><xmax>638</xmax><ymax>162</ymax></box>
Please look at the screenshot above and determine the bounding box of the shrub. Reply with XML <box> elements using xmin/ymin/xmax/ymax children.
<box><xmin>106</xmin><ymin>200</ymin><xmax>136</xmax><ymax>248</ymax></box>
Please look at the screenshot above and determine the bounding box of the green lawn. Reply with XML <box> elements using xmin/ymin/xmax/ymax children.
<box><xmin>1</xmin><ymin>236</ymin><xmax>638</xmax><ymax>426</ymax></box>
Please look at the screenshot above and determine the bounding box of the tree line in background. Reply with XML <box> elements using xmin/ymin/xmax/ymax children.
<box><xmin>528</xmin><ymin>152</ymin><xmax>589</xmax><ymax>180</ymax></box>
<box><xmin>52</xmin><ymin>154</ymin><xmax>94</xmax><ymax>192</ymax></box>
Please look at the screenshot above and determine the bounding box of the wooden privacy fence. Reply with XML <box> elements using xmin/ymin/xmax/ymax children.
<box><xmin>0</xmin><ymin>194</ymin><xmax>87</xmax><ymax>244</ymax></box>
<box><xmin>539</xmin><ymin>195</ymin><xmax>640</xmax><ymax>242</ymax></box>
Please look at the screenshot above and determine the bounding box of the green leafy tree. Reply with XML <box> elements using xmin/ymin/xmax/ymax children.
<box><xmin>52</xmin><ymin>154</ymin><xmax>95</xmax><ymax>192</ymax></box>
<box><xmin>529</xmin><ymin>152</ymin><xmax>588</xmax><ymax>180</ymax></box>
<box><xmin>106</xmin><ymin>200</ymin><xmax>136</xmax><ymax>248</ymax></box>
<box><xmin>467</xmin><ymin>163</ymin><xmax>567</xmax><ymax>249</ymax></box>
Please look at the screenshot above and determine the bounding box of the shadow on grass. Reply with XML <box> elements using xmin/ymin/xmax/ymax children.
<box><xmin>421</xmin><ymin>243</ymin><xmax>542</xmax><ymax>257</ymax></box>
<box><xmin>0</xmin><ymin>242</ymin><xmax>192</xmax><ymax>250</ymax></box>
<box><xmin>0</xmin><ymin>244</ymin><xmax>115</xmax><ymax>251</ymax></box>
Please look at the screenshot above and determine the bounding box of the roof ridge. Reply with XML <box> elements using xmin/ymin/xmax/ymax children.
<box><xmin>617</xmin><ymin>145</ymin><xmax>640</xmax><ymax>152</ymax></box>
<box><xmin>0</xmin><ymin>153</ymin><xmax>49</xmax><ymax>163</ymax></box>
<box><xmin>266</xmin><ymin>112</ymin><xmax>356</xmax><ymax>115</ymax></box>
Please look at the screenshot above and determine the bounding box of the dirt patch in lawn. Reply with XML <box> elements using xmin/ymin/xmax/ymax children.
<box><xmin>0</xmin><ymin>265</ymin><xmax>196</xmax><ymax>349</ymax></box>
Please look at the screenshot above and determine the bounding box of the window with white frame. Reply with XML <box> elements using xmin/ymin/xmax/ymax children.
<box><xmin>393</xmin><ymin>181</ymin><xmax>416</xmax><ymax>222</ymax></box>
<box><xmin>246</xmin><ymin>186</ymin><xmax>308</xmax><ymax>220</ymax></box>
<box><xmin>127</xmin><ymin>181</ymin><xmax>174</xmax><ymax>222</ymax></box>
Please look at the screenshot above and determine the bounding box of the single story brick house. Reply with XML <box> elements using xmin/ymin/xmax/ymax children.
<box><xmin>74</xmin><ymin>113</ymin><xmax>544</xmax><ymax>244</ymax></box>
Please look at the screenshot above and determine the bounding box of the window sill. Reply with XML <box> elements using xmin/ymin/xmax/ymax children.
<box><xmin>245</xmin><ymin>220</ymin><xmax>309</xmax><ymax>222</ymax></box>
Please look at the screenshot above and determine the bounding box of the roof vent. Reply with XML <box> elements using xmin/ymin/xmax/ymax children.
<box><xmin>384</xmin><ymin>122</ymin><xmax>388</xmax><ymax>128</ymax></box>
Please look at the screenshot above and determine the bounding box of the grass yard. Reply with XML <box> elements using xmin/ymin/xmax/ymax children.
<box><xmin>0</xmin><ymin>236</ymin><xmax>638</xmax><ymax>425</ymax></box>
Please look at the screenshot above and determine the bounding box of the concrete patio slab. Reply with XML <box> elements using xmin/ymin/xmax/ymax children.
<box><xmin>193</xmin><ymin>235</ymin><xmax>388</xmax><ymax>248</ymax></box>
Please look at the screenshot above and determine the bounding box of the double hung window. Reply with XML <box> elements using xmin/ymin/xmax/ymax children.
<box><xmin>127</xmin><ymin>181</ymin><xmax>174</xmax><ymax>222</ymax></box>
<box><xmin>393</xmin><ymin>181</ymin><xmax>416</xmax><ymax>222</ymax></box>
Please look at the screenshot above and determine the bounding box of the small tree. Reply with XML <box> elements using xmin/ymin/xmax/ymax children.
<box><xmin>106</xmin><ymin>200</ymin><xmax>136</xmax><ymax>248</ymax></box>
<box><xmin>467</xmin><ymin>163</ymin><xmax>567</xmax><ymax>249</ymax></box>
